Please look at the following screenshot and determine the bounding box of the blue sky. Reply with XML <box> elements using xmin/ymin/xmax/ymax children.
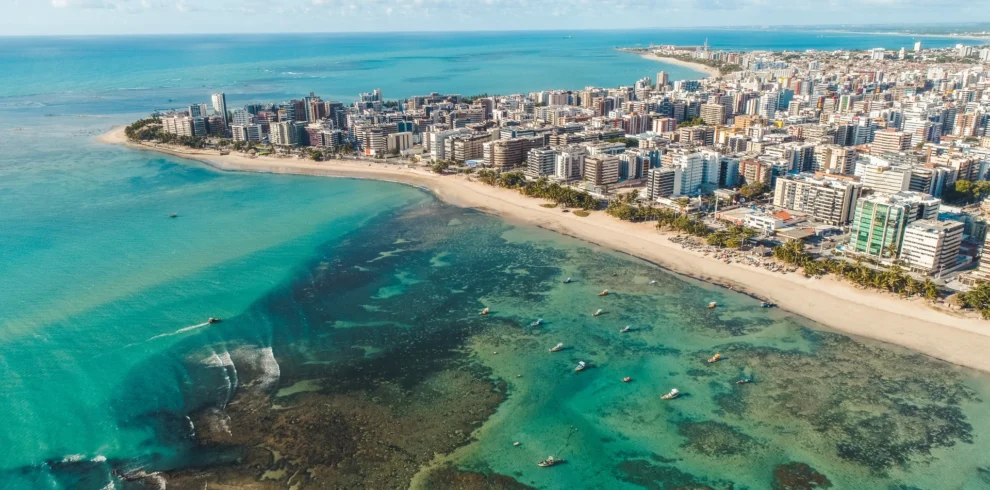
<box><xmin>3</xmin><ymin>0</ymin><xmax>988</xmax><ymax>36</ymax></box>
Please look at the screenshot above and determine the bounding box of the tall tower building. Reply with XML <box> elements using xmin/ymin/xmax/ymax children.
<box><xmin>211</xmin><ymin>92</ymin><xmax>228</xmax><ymax>126</ymax></box>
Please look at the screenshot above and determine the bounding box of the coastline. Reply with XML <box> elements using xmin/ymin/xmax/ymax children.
<box><xmin>99</xmin><ymin>126</ymin><xmax>990</xmax><ymax>373</ymax></box>
<box><xmin>634</xmin><ymin>52</ymin><xmax>722</xmax><ymax>78</ymax></box>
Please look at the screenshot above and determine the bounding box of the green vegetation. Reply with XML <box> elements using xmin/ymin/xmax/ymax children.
<box><xmin>705</xmin><ymin>224</ymin><xmax>758</xmax><ymax>248</ymax></box>
<box><xmin>573</xmin><ymin>210</ymin><xmax>591</xmax><ymax>217</ymax></box>
<box><xmin>738</xmin><ymin>182</ymin><xmax>770</xmax><ymax>201</ymax></box>
<box><xmin>943</xmin><ymin>179</ymin><xmax>990</xmax><ymax>204</ymax></box>
<box><xmin>773</xmin><ymin>241</ymin><xmax>939</xmax><ymax>300</ymax></box>
<box><xmin>475</xmin><ymin>171</ymin><xmax>600</xmax><ymax>210</ymax></box>
<box><xmin>124</xmin><ymin>117</ymin><xmax>206</xmax><ymax>149</ymax></box>
<box><xmin>460</xmin><ymin>93</ymin><xmax>489</xmax><ymax>104</ymax></box>
<box><xmin>677</xmin><ymin>117</ymin><xmax>706</xmax><ymax>128</ymax></box>
<box><xmin>431</xmin><ymin>160</ymin><xmax>453</xmax><ymax>174</ymax></box>
<box><xmin>605</xmin><ymin>137</ymin><xmax>639</xmax><ymax>148</ymax></box>
<box><xmin>959</xmin><ymin>283</ymin><xmax>990</xmax><ymax>319</ymax></box>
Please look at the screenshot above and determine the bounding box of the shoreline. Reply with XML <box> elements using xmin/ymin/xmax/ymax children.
<box><xmin>99</xmin><ymin>126</ymin><xmax>990</xmax><ymax>373</ymax></box>
<box><xmin>628</xmin><ymin>51</ymin><xmax>723</xmax><ymax>78</ymax></box>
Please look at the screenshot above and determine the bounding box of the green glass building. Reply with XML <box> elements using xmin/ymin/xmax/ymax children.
<box><xmin>848</xmin><ymin>192</ymin><xmax>941</xmax><ymax>259</ymax></box>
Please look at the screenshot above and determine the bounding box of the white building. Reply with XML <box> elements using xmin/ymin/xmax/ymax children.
<box><xmin>860</xmin><ymin>161</ymin><xmax>912</xmax><ymax>195</ymax></box>
<box><xmin>772</xmin><ymin>173</ymin><xmax>863</xmax><ymax>225</ymax></box>
<box><xmin>900</xmin><ymin>219</ymin><xmax>964</xmax><ymax>276</ymax></box>
<box><xmin>554</xmin><ymin>146</ymin><xmax>585</xmax><ymax>180</ymax></box>
<box><xmin>670</xmin><ymin>152</ymin><xmax>706</xmax><ymax>197</ymax></box>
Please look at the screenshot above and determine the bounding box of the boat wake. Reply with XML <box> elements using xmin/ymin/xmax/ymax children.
<box><xmin>147</xmin><ymin>322</ymin><xmax>211</xmax><ymax>341</ymax></box>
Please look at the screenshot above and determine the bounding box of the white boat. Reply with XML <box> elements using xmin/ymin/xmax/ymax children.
<box><xmin>480</xmin><ymin>307</ymin><xmax>490</xmax><ymax>315</ymax></box>
<box><xmin>593</xmin><ymin>309</ymin><xmax>603</xmax><ymax>317</ymax></box>
<box><xmin>648</xmin><ymin>280</ymin><xmax>656</xmax><ymax>285</ymax></box>
<box><xmin>707</xmin><ymin>302</ymin><xmax>718</xmax><ymax>309</ymax></box>
<box><xmin>531</xmin><ymin>318</ymin><xmax>543</xmax><ymax>327</ymax></box>
<box><xmin>537</xmin><ymin>456</ymin><xmax>562</xmax><ymax>468</ymax></box>
<box><xmin>575</xmin><ymin>361</ymin><xmax>586</xmax><ymax>372</ymax></box>
<box><xmin>563</xmin><ymin>277</ymin><xmax>572</xmax><ymax>283</ymax></box>
<box><xmin>620</xmin><ymin>326</ymin><xmax>631</xmax><ymax>333</ymax></box>
<box><xmin>661</xmin><ymin>388</ymin><xmax>679</xmax><ymax>400</ymax></box>
<box><xmin>550</xmin><ymin>343</ymin><xmax>563</xmax><ymax>352</ymax></box>
<box><xmin>598</xmin><ymin>289</ymin><xmax>609</xmax><ymax>296</ymax></box>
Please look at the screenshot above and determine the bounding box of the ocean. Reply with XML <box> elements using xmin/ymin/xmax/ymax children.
<box><xmin>1</xmin><ymin>29</ymin><xmax>989</xmax><ymax>489</ymax></box>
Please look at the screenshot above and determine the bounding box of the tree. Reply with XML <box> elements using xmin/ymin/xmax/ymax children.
<box><xmin>922</xmin><ymin>278</ymin><xmax>940</xmax><ymax>302</ymax></box>
<box><xmin>738</xmin><ymin>182</ymin><xmax>769</xmax><ymax>201</ymax></box>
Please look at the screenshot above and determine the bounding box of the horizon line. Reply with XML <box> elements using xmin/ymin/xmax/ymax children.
<box><xmin>2</xmin><ymin>22</ymin><xmax>989</xmax><ymax>39</ymax></box>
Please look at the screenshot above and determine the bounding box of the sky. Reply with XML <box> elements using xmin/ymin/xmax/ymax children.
<box><xmin>2</xmin><ymin>0</ymin><xmax>989</xmax><ymax>36</ymax></box>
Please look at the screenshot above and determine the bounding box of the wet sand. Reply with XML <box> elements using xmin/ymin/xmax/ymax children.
<box><xmin>99</xmin><ymin>126</ymin><xmax>990</xmax><ymax>374</ymax></box>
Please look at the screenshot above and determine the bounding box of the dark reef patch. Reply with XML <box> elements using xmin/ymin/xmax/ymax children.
<box><xmin>676</xmin><ymin>420</ymin><xmax>763</xmax><ymax>457</ymax></box>
<box><xmin>771</xmin><ymin>462</ymin><xmax>831</xmax><ymax>490</ymax></box>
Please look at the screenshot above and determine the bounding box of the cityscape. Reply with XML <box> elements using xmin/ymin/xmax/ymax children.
<box><xmin>130</xmin><ymin>39</ymin><xmax>990</xmax><ymax>316</ymax></box>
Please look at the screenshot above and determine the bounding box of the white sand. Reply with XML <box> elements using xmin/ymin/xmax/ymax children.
<box><xmin>99</xmin><ymin>127</ymin><xmax>990</xmax><ymax>373</ymax></box>
<box><xmin>637</xmin><ymin>53</ymin><xmax>722</xmax><ymax>78</ymax></box>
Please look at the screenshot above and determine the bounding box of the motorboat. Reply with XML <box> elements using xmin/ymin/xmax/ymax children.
<box><xmin>207</xmin><ymin>317</ymin><xmax>222</xmax><ymax>324</ymax></box>
<box><xmin>599</xmin><ymin>289</ymin><xmax>609</xmax><ymax>296</ymax></box>
<box><xmin>575</xmin><ymin>361</ymin><xmax>586</xmax><ymax>372</ymax></box>
<box><xmin>761</xmin><ymin>302</ymin><xmax>775</xmax><ymax>308</ymax></box>
<box><xmin>708</xmin><ymin>302</ymin><xmax>718</xmax><ymax>309</ymax></box>
<box><xmin>593</xmin><ymin>309</ymin><xmax>603</xmax><ymax>317</ymax></box>
<box><xmin>620</xmin><ymin>326</ymin><xmax>631</xmax><ymax>333</ymax></box>
<box><xmin>513</xmin><ymin>442</ymin><xmax>521</xmax><ymax>446</ymax></box>
<box><xmin>480</xmin><ymin>307</ymin><xmax>490</xmax><ymax>316</ymax></box>
<box><xmin>169</xmin><ymin>213</ymin><xmax>178</xmax><ymax>218</ymax></box>
<box><xmin>661</xmin><ymin>388</ymin><xmax>679</xmax><ymax>400</ymax></box>
<box><xmin>707</xmin><ymin>353</ymin><xmax>721</xmax><ymax>364</ymax></box>
<box><xmin>648</xmin><ymin>280</ymin><xmax>656</xmax><ymax>285</ymax></box>
<box><xmin>736</xmin><ymin>378</ymin><xmax>752</xmax><ymax>385</ymax></box>
<box><xmin>531</xmin><ymin>318</ymin><xmax>544</xmax><ymax>327</ymax></box>
<box><xmin>537</xmin><ymin>456</ymin><xmax>562</xmax><ymax>468</ymax></box>
<box><xmin>563</xmin><ymin>277</ymin><xmax>572</xmax><ymax>283</ymax></box>
<box><xmin>550</xmin><ymin>343</ymin><xmax>563</xmax><ymax>353</ymax></box>
<box><xmin>622</xmin><ymin>377</ymin><xmax>632</xmax><ymax>383</ymax></box>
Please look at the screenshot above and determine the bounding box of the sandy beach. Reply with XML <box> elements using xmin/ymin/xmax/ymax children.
<box><xmin>99</xmin><ymin>126</ymin><xmax>990</xmax><ymax>372</ymax></box>
<box><xmin>636</xmin><ymin>52</ymin><xmax>723</xmax><ymax>78</ymax></box>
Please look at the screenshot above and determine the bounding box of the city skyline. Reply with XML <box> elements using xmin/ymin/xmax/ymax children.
<box><xmin>5</xmin><ymin>0</ymin><xmax>990</xmax><ymax>36</ymax></box>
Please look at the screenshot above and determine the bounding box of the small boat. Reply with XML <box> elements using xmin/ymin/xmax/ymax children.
<box><xmin>513</xmin><ymin>442</ymin><xmax>521</xmax><ymax>446</ymax></box>
<box><xmin>708</xmin><ymin>353</ymin><xmax>721</xmax><ymax>364</ymax></box>
<box><xmin>708</xmin><ymin>302</ymin><xmax>718</xmax><ymax>309</ymax></box>
<box><xmin>575</xmin><ymin>361</ymin><xmax>586</xmax><ymax>372</ymax></box>
<box><xmin>169</xmin><ymin>213</ymin><xmax>178</xmax><ymax>218</ymax></box>
<box><xmin>599</xmin><ymin>289</ymin><xmax>609</xmax><ymax>296</ymax></box>
<box><xmin>761</xmin><ymin>302</ymin><xmax>775</xmax><ymax>308</ymax></box>
<box><xmin>531</xmin><ymin>318</ymin><xmax>543</xmax><ymax>327</ymax></box>
<box><xmin>550</xmin><ymin>343</ymin><xmax>564</xmax><ymax>353</ymax></box>
<box><xmin>563</xmin><ymin>277</ymin><xmax>572</xmax><ymax>283</ymax></box>
<box><xmin>661</xmin><ymin>388</ymin><xmax>680</xmax><ymax>400</ymax></box>
<box><xmin>593</xmin><ymin>309</ymin><xmax>603</xmax><ymax>317</ymax></box>
<box><xmin>736</xmin><ymin>378</ymin><xmax>752</xmax><ymax>385</ymax></box>
<box><xmin>537</xmin><ymin>456</ymin><xmax>562</xmax><ymax>468</ymax></box>
<box><xmin>622</xmin><ymin>377</ymin><xmax>632</xmax><ymax>383</ymax></box>
<box><xmin>207</xmin><ymin>317</ymin><xmax>222</xmax><ymax>324</ymax></box>
<box><xmin>620</xmin><ymin>326</ymin><xmax>631</xmax><ymax>333</ymax></box>
<box><xmin>648</xmin><ymin>280</ymin><xmax>656</xmax><ymax>285</ymax></box>
<box><xmin>480</xmin><ymin>307</ymin><xmax>490</xmax><ymax>316</ymax></box>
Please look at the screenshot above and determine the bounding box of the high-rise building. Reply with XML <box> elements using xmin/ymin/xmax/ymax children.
<box><xmin>554</xmin><ymin>146</ymin><xmax>586</xmax><ymax>180</ymax></box>
<box><xmin>872</xmin><ymin>129</ymin><xmax>911</xmax><ymax>154</ymax></box>
<box><xmin>656</xmin><ymin>71</ymin><xmax>669</xmax><ymax>88</ymax></box>
<box><xmin>647</xmin><ymin>167</ymin><xmax>677</xmax><ymax>199</ymax></box>
<box><xmin>900</xmin><ymin>220</ymin><xmax>964</xmax><ymax>275</ymax></box>
<box><xmin>738</xmin><ymin>159</ymin><xmax>772</xmax><ymax>186</ymax></box>
<box><xmin>860</xmin><ymin>162</ymin><xmax>912</xmax><ymax>195</ymax></box>
<box><xmin>848</xmin><ymin>192</ymin><xmax>941</xmax><ymax>259</ymax></box>
<box><xmin>211</xmin><ymin>93</ymin><xmax>228</xmax><ymax>126</ymax></box>
<box><xmin>525</xmin><ymin>147</ymin><xmax>556</xmax><ymax>178</ymax></box>
<box><xmin>772</xmin><ymin>173</ymin><xmax>863</xmax><ymax>225</ymax></box>
<box><xmin>700</xmin><ymin>103</ymin><xmax>726</xmax><ymax>126</ymax></box>
<box><xmin>584</xmin><ymin>155</ymin><xmax>620</xmax><ymax>186</ymax></box>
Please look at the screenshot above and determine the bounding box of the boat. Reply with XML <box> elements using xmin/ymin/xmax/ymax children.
<box><xmin>708</xmin><ymin>353</ymin><xmax>721</xmax><ymax>364</ymax></box>
<box><xmin>736</xmin><ymin>378</ymin><xmax>752</xmax><ymax>385</ymax></box>
<box><xmin>537</xmin><ymin>456</ymin><xmax>563</xmax><ymax>468</ymax></box>
<box><xmin>708</xmin><ymin>302</ymin><xmax>718</xmax><ymax>309</ymax></box>
<box><xmin>648</xmin><ymin>280</ymin><xmax>656</xmax><ymax>285</ymax></box>
<box><xmin>622</xmin><ymin>377</ymin><xmax>632</xmax><ymax>383</ymax></box>
<box><xmin>598</xmin><ymin>289</ymin><xmax>609</xmax><ymax>296</ymax></box>
<box><xmin>169</xmin><ymin>213</ymin><xmax>178</xmax><ymax>218</ymax></box>
<box><xmin>480</xmin><ymin>307</ymin><xmax>490</xmax><ymax>316</ymax></box>
<box><xmin>563</xmin><ymin>277</ymin><xmax>572</xmax><ymax>283</ymax></box>
<box><xmin>593</xmin><ymin>309</ymin><xmax>603</xmax><ymax>317</ymax></box>
<box><xmin>661</xmin><ymin>388</ymin><xmax>680</xmax><ymax>400</ymax></box>
<box><xmin>207</xmin><ymin>317</ymin><xmax>222</xmax><ymax>324</ymax></box>
<box><xmin>575</xmin><ymin>361</ymin><xmax>586</xmax><ymax>372</ymax></box>
<box><xmin>761</xmin><ymin>302</ymin><xmax>775</xmax><ymax>308</ymax></box>
<box><xmin>513</xmin><ymin>442</ymin><xmax>521</xmax><ymax>446</ymax></box>
<box><xmin>531</xmin><ymin>318</ymin><xmax>543</xmax><ymax>327</ymax></box>
<box><xmin>620</xmin><ymin>326</ymin><xmax>631</xmax><ymax>333</ymax></box>
<box><xmin>550</xmin><ymin>343</ymin><xmax>563</xmax><ymax>353</ymax></box>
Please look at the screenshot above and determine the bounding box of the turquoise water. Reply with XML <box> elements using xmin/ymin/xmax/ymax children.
<box><xmin>1</xmin><ymin>30</ymin><xmax>989</xmax><ymax>488</ymax></box>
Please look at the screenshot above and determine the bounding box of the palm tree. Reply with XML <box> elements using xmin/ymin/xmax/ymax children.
<box><xmin>922</xmin><ymin>278</ymin><xmax>940</xmax><ymax>302</ymax></box>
